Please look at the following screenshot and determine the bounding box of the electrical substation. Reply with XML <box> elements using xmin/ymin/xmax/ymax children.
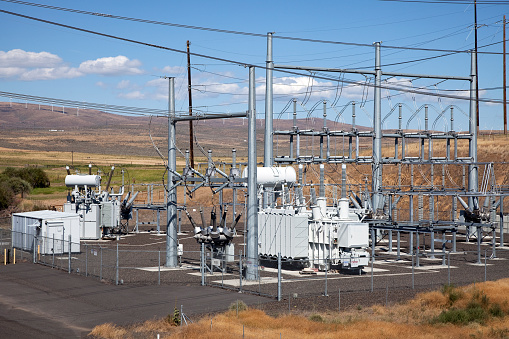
<box><xmin>9</xmin><ymin>34</ymin><xmax>509</xmax><ymax>303</ymax></box>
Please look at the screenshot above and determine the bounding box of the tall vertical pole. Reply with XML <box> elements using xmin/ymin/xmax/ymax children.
<box><xmin>246</xmin><ymin>66</ymin><xmax>259</xmax><ymax>281</ymax></box>
<box><xmin>187</xmin><ymin>41</ymin><xmax>195</xmax><ymax>169</ymax></box>
<box><xmin>372</xmin><ymin>42</ymin><xmax>382</xmax><ymax>211</ymax></box>
<box><xmin>504</xmin><ymin>15</ymin><xmax>507</xmax><ymax>135</ymax></box>
<box><xmin>166</xmin><ymin>77</ymin><xmax>178</xmax><ymax>267</ymax></box>
<box><xmin>474</xmin><ymin>0</ymin><xmax>480</xmax><ymax>134</ymax></box>
<box><xmin>469</xmin><ymin>51</ymin><xmax>479</xmax><ymax>209</ymax></box>
<box><xmin>264</xmin><ymin>32</ymin><xmax>274</xmax><ymax>167</ymax></box>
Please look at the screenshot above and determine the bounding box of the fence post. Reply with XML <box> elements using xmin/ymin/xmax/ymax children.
<box><xmin>68</xmin><ymin>235</ymin><xmax>71</xmax><ymax>274</ymax></box>
<box><xmin>277</xmin><ymin>252</ymin><xmax>281</xmax><ymax>301</ymax></box>
<box><xmin>338</xmin><ymin>288</ymin><xmax>341</xmax><ymax>312</ymax></box>
<box><xmin>447</xmin><ymin>251</ymin><xmax>450</xmax><ymax>285</ymax></box>
<box><xmin>385</xmin><ymin>283</ymin><xmax>388</xmax><ymax>307</ymax></box>
<box><xmin>201</xmin><ymin>242</ymin><xmax>205</xmax><ymax>286</ymax></box>
<box><xmin>239</xmin><ymin>250</ymin><xmax>243</xmax><ymax>293</ymax></box>
<box><xmin>371</xmin><ymin>254</ymin><xmax>374</xmax><ymax>292</ymax></box>
<box><xmin>52</xmin><ymin>233</ymin><xmax>55</xmax><ymax>268</ymax></box>
<box><xmin>33</xmin><ymin>236</ymin><xmax>37</xmax><ymax>263</ymax></box>
<box><xmin>100</xmin><ymin>246</ymin><xmax>103</xmax><ymax>281</ymax></box>
<box><xmin>324</xmin><ymin>259</ymin><xmax>328</xmax><ymax>297</ymax></box>
<box><xmin>85</xmin><ymin>243</ymin><xmax>88</xmax><ymax>277</ymax></box>
<box><xmin>116</xmin><ymin>242</ymin><xmax>119</xmax><ymax>285</ymax></box>
<box><xmin>412</xmin><ymin>253</ymin><xmax>415</xmax><ymax>289</ymax></box>
<box><xmin>484</xmin><ymin>249</ymin><xmax>487</xmax><ymax>282</ymax></box>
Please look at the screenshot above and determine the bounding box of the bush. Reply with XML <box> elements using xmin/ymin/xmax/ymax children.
<box><xmin>0</xmin><ymin>166</ymin><xmax>49</xmax><ymax>211</ymax></box>
<box><xmin>433</xmin><ymin>289</ymin><xmax>502</xmax><ymax>325</ymax></box>
<box><xmin>229</xmin><ymin>300</ymin><xmax>248</xmax><ymax>313</ymax></box>
<box><xmin>16</xmin><ymin>167</ymin><xmax>50</xmax><ymax>188</ymax></box>
<box><xmin>0</xmin><ymin>183</ymin><xmax>15</xmax><ymax>210</ymax></box>
<box><xmin>5</xmin><ymin>177</ymin><xmax>32</xmax><ymax>196</ymax></box>
<box><xmin>309</xmin><ymin>314</ymin><xmax>324</xmax><ymax>322</ymax></box>
<box><xmin>434</xmin><ymin>306</ymin><xmax>487</xmax><ymax>325</ymax></box>
<box><xmin>441</xmin><ymin>284</ymin><xmax>463</xmax><ymax>305</ymax></box>
<box><xmin>489</xmin><ymin>303</ymin><xmax>505</xmax><ymax>318</ymax></box>
<box><xmin>167</xmin><ymin>307</ymin><xmax>181</xmax><ymax>326</ymax></box>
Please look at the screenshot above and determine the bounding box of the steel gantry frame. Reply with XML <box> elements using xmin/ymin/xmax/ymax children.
<box><xmin>165</xmin><ymin>68</ymin><xmax>260</xmax><ymax>280</ymax></box>
<box><xmin>264</xmin><ymin>36</ymin><xmax>507</xmax><ymax>263</ymax></box>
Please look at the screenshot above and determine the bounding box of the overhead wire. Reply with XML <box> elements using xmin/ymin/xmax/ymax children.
<box><xmin>2</xmin><ymin>9</ymin><xmax>509</xmax><ymax>105</ymax></box>
<box><xmin>0</xmin><ymin>90</ymin><xmax>172</xmax><ymax>116</ymax></box>
<box><xmin>0</xmin><ymin>1</ymin><xmax>506</xmax><ymax>55</ymax></box>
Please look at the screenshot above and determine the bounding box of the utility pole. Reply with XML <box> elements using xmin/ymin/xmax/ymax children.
<box><xmin>166</xmin><ymin>77</ymin><xmax>178</xmax><ymax>267</ymax></box>
<box><xmin>475</xmin><ymin>0</ymin><xmax>480</xmax><ymax>134</ymax></box>
<box><xmin>187</xmin><ymin>40</ymin><xmax>195</xmax><ymax>168</ymax></box>
<box><xmin>504</xmin><ymin>15</ymin><xmax>507</xmax><ymax>135</ymax></box>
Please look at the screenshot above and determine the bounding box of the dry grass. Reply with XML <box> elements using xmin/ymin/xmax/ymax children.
<box><xmin>89</xmin><ymin>279</ymin><xmax>509</xmax><ymax>339</ymax></box>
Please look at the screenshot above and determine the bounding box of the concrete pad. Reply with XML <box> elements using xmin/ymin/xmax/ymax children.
<box><xmin>413</xmin><ymin>265</ymin><xmax>457</xmax><ymax>270</ymax></box>
<box><xmin>137</xmin><ymin>264</ymin><xmax>200</xmax><ymax>272</ymax></box>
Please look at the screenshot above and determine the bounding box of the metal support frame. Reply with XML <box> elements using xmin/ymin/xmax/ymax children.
<box><xmin>246</xmin><ymin>66</ymin><xmax>259</xmax><ymax>281</ymax></box>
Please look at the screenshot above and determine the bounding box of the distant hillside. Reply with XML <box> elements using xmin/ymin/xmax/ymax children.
<box><xmin>0</xmin><ymin>102</ymin><xmax>364</xmax><ymax>131</ymax></box>
<box><xmin>0</xmin><ymin>102</ymin><xmax>147</xmax><ymax>129</ymax></box>
<box><xmin>0</xmin><ymin>102</ymin><xmax>367</xmax><ymax>158</ymax></box>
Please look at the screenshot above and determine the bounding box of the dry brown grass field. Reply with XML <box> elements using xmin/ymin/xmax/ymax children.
<box><xmin>1</xmin><ymin>102</ymin><xmax>509</xmax><ymax>220</ymax></box>
<box><xmin>89</xmin><ymin>279</ymin><xmax>509</xmax><ymax>339</ymax></box>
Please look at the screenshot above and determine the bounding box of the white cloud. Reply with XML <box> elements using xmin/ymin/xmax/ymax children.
<box><xmin>118</xmin><ymin>91</ymin><xmax>145</xmax><ymax>100</ymax></box>
<box><xmin>158</xmin><ymin>65</ymin><xmax>186</xmax><ymax>74</ymax></box>
<box><xmin>117</xmin><ymin>80</ymin><xmax>132</xmax><ymax>89</ymax></box>
<box><xmin>0</xmin><ymin>50</ymin><xmax>146</xmax><ymax>81</ymax></box>
<box><xmin>18</xmin><ymin>67</ymin><xmax>82</xmax><ymax>81</ymax></box>
<box><xmin>0</xmin><ymin>67</ymin><xmax>25</xmax><ymax>78</ymax></box>
<box><xmin>0</xmin><ymin>49</ymin><xmax>62</xmax><ymax>68</ymax></box>
<box><xmin>79</xmin><ymin>56</ymin><xmax>143</xmax><ymax>76</ymax></box>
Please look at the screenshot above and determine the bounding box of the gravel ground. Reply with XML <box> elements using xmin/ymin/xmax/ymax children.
<box><xmin>5</xmin><ymin>216</ymin><xmax>509</xmax><ymax>317</ymax></box>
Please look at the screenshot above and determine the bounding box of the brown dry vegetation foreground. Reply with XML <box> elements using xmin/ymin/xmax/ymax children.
<box><xmin>89</xmin><ymin>279</ymin><xmax>509</xmax><ymax>339</ymax></box>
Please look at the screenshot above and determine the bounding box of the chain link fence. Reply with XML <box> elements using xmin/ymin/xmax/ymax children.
<box><xmin>2</xmin><ymin>222</ymin><xmax>509</xmax><ymax>306</ymax></box>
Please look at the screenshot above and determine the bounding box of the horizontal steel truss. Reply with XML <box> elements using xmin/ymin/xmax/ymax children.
<box><xmin>274</xmin><ymin>128</ymin><xmax>474</xmax><ymax>165</ymax></box>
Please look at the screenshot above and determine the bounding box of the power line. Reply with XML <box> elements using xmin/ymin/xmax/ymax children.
<box><xmin>1</xmin><ymin>9</ymin><xmax>506</xmax><ymax>104</ymax></box>
<box><xmin>0</xmin><ymin>0</ymin><xmax>505</xmax><ymax>54</ymax></box>
<box><xmin>0</xmin><ymin>91</ymin><xmax>175</xmax><ymax>116</ymax></box>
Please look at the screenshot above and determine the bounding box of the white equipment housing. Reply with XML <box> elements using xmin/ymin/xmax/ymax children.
<box><xmin>12</xmin><ymin>210</ymin><xmax>80</xmax><ymax>254</ymax></box>
<box><xmin>257</xmin><ymin>165</ymin><xmax>370</xmax><ymax>271</ymax></box>
<box><xmin>65</xmin><ymin>175</ymin><xmax>101</xmax><ymax>187</ymax></box>
<box><xmin>242</xmin><ymin>166</ymin><xmax>297</xmax><ymax>187</ymax></box>
<box><xmin>64</xmin><ymin>173</ymin><xmax>122</xmax><ymax>239</ymax></box>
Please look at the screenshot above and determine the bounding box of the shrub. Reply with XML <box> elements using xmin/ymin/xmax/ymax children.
<box><xmin>229</xmin><ymin>300</ymin><xmax>248</xmax><ymax>313</ymax></box>
<box><xmin>0</xmin><ymin>167</ymin><xmax>50</xmax><ymax>211</ymax></box>
<box><xmin>434</xmin><ymin>306</ymin><xmax>487</xmax><ymax>325</ymax></box>
<box><xmin>489</xmin><ymin>303</ymin><xmax>505</xmax><ymax>318</ymax></box>
<box><xmin>167</xmin><ymin>307</ymin><xmax>181</xmax><ymax>326</ymax></box>
<box><xmin>0</xmin><ymin>183</ymin><xmax>15</xmax><ymax>210</ymax></box>
<box><xmin>16</xmin><ymin>167</ymin><xmax>50</xmax><ymax>188</ymax></box>
<box><xmin>5</xmin><ymin>177</ymin><xmax>32</xmax><ymax>196</ymax></box>
<box><xmin>441</xmin><ymin>284</ymin><xmax>463</xmax><ymax>305</ymax></box>
<box><xmin>309</xmin><ymin>314</ymin><xmax>324</xmax><ymax>322</ymax></box>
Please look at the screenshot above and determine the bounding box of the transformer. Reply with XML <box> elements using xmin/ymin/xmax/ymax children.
<box><xmin>257</xmin><ymin>164</ymin><xmax>370</xmax><ymax>272</ymax></box>
<box><xmin>62</xmin><ymin>166</ymin><xmax>128</xmax><ymax>239</ymax></box>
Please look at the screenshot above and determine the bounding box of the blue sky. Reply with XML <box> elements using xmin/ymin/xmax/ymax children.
<box><xmin>1</xmin><ymin>0</ymin><xmax>508</xmax><ymax>131</ymax></box>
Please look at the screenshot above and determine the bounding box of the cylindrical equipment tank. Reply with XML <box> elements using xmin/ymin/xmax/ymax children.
<box><xmin>241</xmin><ymin>166</ymin><xmax>296</xmax><ymax>187</ymax></box>
<box><xmin>65</xmin><ymin>175</ymin><xmax>101</xmax><ymax>187</ymax></box>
